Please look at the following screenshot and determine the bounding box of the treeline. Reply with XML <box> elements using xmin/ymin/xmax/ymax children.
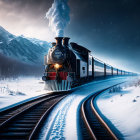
<box><xmin>0</xmin><ymin>54</ymin><xmax>44</xmax><ymax>79</ymax></box>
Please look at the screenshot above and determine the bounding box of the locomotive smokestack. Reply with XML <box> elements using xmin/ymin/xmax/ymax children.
<box><xmin>55</xmin><ymin>37</ymin><xmax>63</xmax><ymax>46</ymax></box>
<box><xmin>63</xmin><ymin>37</ymin><xmax>70</xmax><ymax>47</ymax></box>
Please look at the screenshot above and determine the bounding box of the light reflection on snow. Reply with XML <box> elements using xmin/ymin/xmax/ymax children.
<box><xmin>0</xmin><ymin>76</ymin><xmax>138</xmax><ymax>139</ymax></box>
<box><xmin>39</xmin><ymin>77</ymin><xmax>131</xmax><ymax>140</ymax></box>
<box><xmin>38</xmin><ymin>95</ymin><xmax>76</xmax><ymax>140</ymax></box>
<box><xmin>0</xmin><ymin>77</ymin><xmax>49</xmax><ymax>110</ymax></box>
<box><xmin>96</xmin><ymin>80</ymin><xmax>140</xmax><ymax>140</ymax></box>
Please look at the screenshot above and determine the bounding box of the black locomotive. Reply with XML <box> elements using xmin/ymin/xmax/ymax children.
<box><xmin>42</xmin><ymin>37</ymin><xmax>134</xmax><ymax>91</ymax></box>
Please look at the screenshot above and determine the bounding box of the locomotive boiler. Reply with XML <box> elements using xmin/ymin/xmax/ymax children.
<box><xmin>42</xmin><ymin>37</ymin><xmax>134</xmax><ymax>91</ymax></box>
<box><xmin>42</xmin><ymin>37</ymin><xmax>76</xmax><ymax>91</ymax></box>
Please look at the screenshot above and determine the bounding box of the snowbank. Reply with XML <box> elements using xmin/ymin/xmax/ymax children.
<box><xmin>38</xmin><ymin>77</ymin><xmax>131</xmax><ymax>140</ymax></box>
<box><xmin>96</xmin><ymin>80</ymin><xmax>140</xmax><ymax>140</ymax></box>
<box><xmin>0</xmin><ymin>77</ymin><xmax>49</xmax><ymax>111</ymax></box>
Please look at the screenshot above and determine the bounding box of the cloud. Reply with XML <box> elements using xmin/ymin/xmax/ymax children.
<box><xmin>0</xmin><ymin>0</ymin><xmax>54</xmax><ymax>41</ymax></box>
<box><xmin>46</xmin><ymin>0</ymin><xmax>70</xmax><ymax>37</ymax></box>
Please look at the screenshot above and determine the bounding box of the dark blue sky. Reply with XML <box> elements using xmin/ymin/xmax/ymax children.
<box><xmin>66</xmin><ymin>0</ymin><xmax>140</xmax><ymax>73</ymax></box>
<box><xmin>0</xmin><ymin>0</ymin><xmax>140</xmax><ymax>73</ymax></box>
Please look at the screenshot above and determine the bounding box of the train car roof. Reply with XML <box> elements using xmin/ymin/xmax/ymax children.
<box><xmin>74</xmin><ymin>51</ymin><xmax>87</xmax><ymax>62</ymax></box>
<box><xmin>70</xmin><ymin>42</ymin><xmax>91</xmax><ymax>53</ymax></box>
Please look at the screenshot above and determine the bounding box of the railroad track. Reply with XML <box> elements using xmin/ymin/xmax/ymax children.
<box><xmin>0</xmin><ymin>92</ymin><xmax>68</xmax><ymax>140</ymax></box>
<box><xmin>80</xmin><ymin>88</ymin><xmax>120</xmax><ymax>140</ymax></box>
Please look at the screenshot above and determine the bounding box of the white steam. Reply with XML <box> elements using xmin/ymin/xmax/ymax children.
<box><xmin>46</xmin><ymin>0</ymin><xmax>70</xmax><ymax>37</ymax></box>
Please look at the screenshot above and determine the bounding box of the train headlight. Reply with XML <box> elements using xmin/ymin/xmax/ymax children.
<box><xmin>54</xmin><ymin>63</ymin><xmax>60</xmax><ymax>69</ymax></box>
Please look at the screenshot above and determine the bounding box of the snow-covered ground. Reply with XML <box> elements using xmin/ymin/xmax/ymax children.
<box><xmin>0</xmin><ymin>76</ymin><xmax>138</xmax><ymax>140</ymax></box>
<box><xmin>0</xmin><ymin>77</ymin><xmax>49</xmax><ymax>111</ymax></box>
<box><xmin>96</xmin><ymin>78</ymin><xmax>140</xmax><ymax>140</ymax></box>
<box><xmin>38</xmin><ymin>76</ymin><xmax>134</xmax><ymax>140</ymax></box>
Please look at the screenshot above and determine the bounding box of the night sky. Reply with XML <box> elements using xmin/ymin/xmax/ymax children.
<box><xmin>0</xmin><ymin>0</ymin><xmax>140</xmax><ymax>73</ymax></box>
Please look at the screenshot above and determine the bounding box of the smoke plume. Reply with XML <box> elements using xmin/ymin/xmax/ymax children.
<box><xmin>46</xmin><ymin>0</ymin><xmax>70</xmax><ymax>37</ymax></box>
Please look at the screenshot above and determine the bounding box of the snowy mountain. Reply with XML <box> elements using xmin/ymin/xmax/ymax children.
<box><xmin>0</xmin><ymin>26</ymin><xmax>50</xmax><ymax>65</ymax></box>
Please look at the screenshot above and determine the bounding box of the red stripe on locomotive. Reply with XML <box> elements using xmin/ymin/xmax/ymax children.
<box><xmin>48</xmin><ymin>72</ymin><xmax>68</xmax><ymax>80</ymax></box>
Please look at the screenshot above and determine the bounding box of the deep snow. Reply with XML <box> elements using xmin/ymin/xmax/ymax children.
<box><xmin>96</xmin><ymin>78</ymin><xmax>140</xmax><ymax>140</ymax></box>
<box><xmin>38</xmin><ymin>76</ymin><xmax>134</xmax><ymax>140</ymax></box>
<box><xmin>0</xmin><ymin>77</ymin><xmax>49</xmax><ymax>111</ymax></box>
<box><xmin>0</xmin><ymin>76</ymin><xmax>138</xmax><ymax>140</ymax></box>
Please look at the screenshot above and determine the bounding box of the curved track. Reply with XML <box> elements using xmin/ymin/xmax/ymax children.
<box><xmin>80</xmin><ymin>88</ymin><xmax>119</xmax><ymax>140</ymax></box>
<box><xmin>0</xmin><ymin>92</ymin><xmax>68</xmax><ymax>140</ymax></box>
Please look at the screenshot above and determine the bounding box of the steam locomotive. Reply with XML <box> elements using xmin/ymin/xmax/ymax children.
<box><xmin>42</xmin><ymin>37</ymin><xmax>134</xmax><ymax>91</ymax></box>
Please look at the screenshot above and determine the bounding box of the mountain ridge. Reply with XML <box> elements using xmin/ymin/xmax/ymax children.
<box><xmin>0</xmin><ymin>26</ymin><xmax>50</xmax><ymax>65</ymax></box>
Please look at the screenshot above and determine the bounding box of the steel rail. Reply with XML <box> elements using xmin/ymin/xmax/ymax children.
<box><xmin>0</xmin><ymin>93</ymin><xmax>55</xmax><ymax>125</ymax></box>
<box><xmin>0</xmin><ymin>94</ymin><xmax>60</xmax><ymax>128</ymax></box>
<box><xmin>0</xmin><ymin>93</ymin><xmax>68</xmax><ymax>140</ymax></box>
<box><xmin>81</xmin><ymin>100</ymin><xmax>97</xmax><ymax>140</ymax></box>
<box><xmin>90</xmin><ymin>96</ymin><xmax>118</xmax><ymax>140</ymax></box>
<box><xmin>80</xmin><ymin>83</ymin><xmax>124</xmax><ymax>140</ymax></box>
<box><xmin>29</xmin><ymin>94</ymin><xmax>67</xmax><ymax>140</ymax></box>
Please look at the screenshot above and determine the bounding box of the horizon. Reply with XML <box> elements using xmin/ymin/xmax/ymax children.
<box><xmin>0</xmin><ymin>0</ymin><xmax>140</xmax><ymax>73</ymax></box>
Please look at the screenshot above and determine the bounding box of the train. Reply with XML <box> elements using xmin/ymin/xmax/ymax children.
<box><xmin>42</xmin><ymin>37</ymin><xmax>135</xmax><ymax>91</ymax></box>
